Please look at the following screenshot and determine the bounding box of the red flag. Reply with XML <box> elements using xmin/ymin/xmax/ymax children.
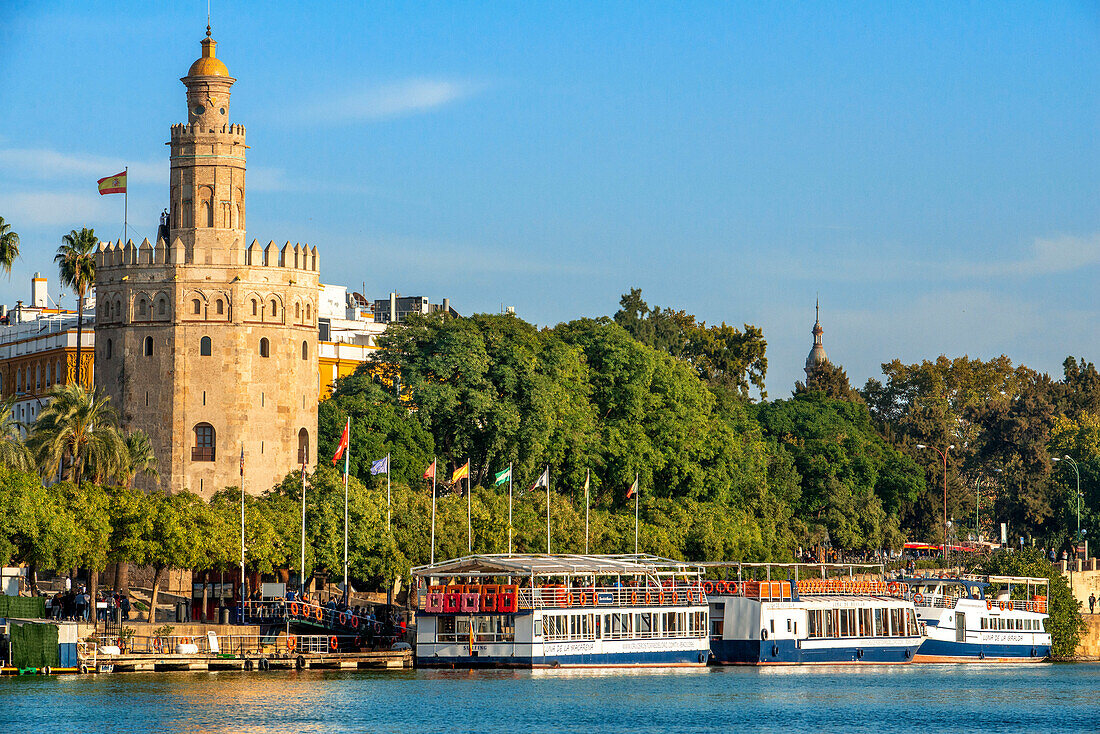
<box><xmin>423</xmin><ymin>460</ymin><xmax>436</xmax><ymax>480</ymax></box>
<box><xmin>626</xmin><ymin>478</ymin><xmax>638</xmax><ymax>500</ymax></box>
<box><xmin>332</xmin><ymin>419</ymin><xmax>349</xmax><ymax>465</ymax></box>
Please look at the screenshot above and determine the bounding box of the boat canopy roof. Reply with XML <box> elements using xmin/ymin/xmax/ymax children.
<box><xmin>412</xmin><ymin>553</ymin><xmax>702</xmax><ymax>579</ymax></box>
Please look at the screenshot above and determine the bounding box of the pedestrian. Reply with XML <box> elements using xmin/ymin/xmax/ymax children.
<box><xmin>120</xmin><ymin>594</ymin><xmax>131</xmax><ymax>621</ymax></box>
<box><xmin>1090</xmin><ymin>593</ymin><xmax>1096</xmax><ymax>615</ymax></box>
<box><xmin>1062</xmin><ymin>549</ymin><xmax>1068</xmax><ymax>563</ymax></box>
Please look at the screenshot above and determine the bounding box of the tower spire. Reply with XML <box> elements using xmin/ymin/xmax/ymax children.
<box><xmin>805</xmin><ymin>298</ymin><xmax>827</xmax><ymax>377</ymax></box>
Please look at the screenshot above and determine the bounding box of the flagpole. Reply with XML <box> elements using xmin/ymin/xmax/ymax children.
<box><xmin>299</xmin><ymin>460</ymin><xmax>307</xmax><ymax>593</ymax></box>
<box><xmin>585</xmin><ymin>469</ymin><xmax>590</xmax><ymax>555</ymax></box>
<box><xmin>239</xmin><ymin>444</ymin><xmax>245</xmax><ymax>598</ymax></box>
<box><xmin>466</xmin><ymin>456</ymin><xmax>472</xmax><ymax>553</ymax></box>
<box><xmin>546</xmin><ymin>465</ymin><xmax>551</xmax><ymax>555</ymax></box>
<box><xmin>386</xmin><ymin>452</ymin><xmax>391</xmax><ymax>533</ymax></box>
<box><xmin>430</xmin><ymin>458</ymin><xmax>437</xmax><ymax>566</ymax></box>
<box><xmin>508</xmin><ymin>463</ymin><xmax>513</xmax><ymax>555</ymax></box>
<box><xmin>343</xmin><ymin>417</ymin><xmax>350</xmax><ymax>602</ymax></box>
<box><xmin>123</xmin><ymin>166</ymin><xmax>128</xmax><ymax>241</ymax></box>
<box><xmin>634</xmin><ymin>472</ymin><xmax>639</xmax><ymax>555</ymax></box>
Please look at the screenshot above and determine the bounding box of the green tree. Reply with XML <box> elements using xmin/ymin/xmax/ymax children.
<box><xmin>122</xmin><ymin>430</ymin><xmax>159</xmax><ymax>489</ymax></box>
<box><xmin>796</xmin><ymin>360</ymin><xmax>862</xmax><ymax>402</ymax></box>
<box><xmin>0</xmin><ymin>216</ymin><xmax>20</xmax><ymax>275</ymax></box>
<box><xmin>27</xmin><ymin>384</ymin><xmax>127</xmax><ymax>483</ymax></box>
<box><xmin>55</xmin><ymin>227</ymin><xmax>97</xmax><ymax>386</ymax></box>
<box><xmin>0</xmin><ymin>397</ymin><xmax>32</xmax><ymax>471</ymax></box>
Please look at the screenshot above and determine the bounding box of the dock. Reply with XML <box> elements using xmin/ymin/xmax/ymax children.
<box><xmin>98</xmin><ymin>648</ymin><xmax>411</xmax><ymax>673</ymax></box>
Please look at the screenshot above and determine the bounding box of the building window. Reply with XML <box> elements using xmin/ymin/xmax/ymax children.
<box><xmin>193</xmin><ymin>299</ymin><xmax>201</xmax><ymax>315</ymax></box>
<box><xmin>216</xmin><ymin>299</ymin><xmax>224</xmax><ymax>315</ymax></box>
<box><xmin>192</xmin><ymin>423</ymin><xmax>215</xmax><ymax>461</ymax></box>
<box><xmin>158</xmin><ymin>297</ymin><xmax>167</xmax><ymax>316</ymax></box>
<box><xmin>106</xmin><ymin>339</ymin><xmax>113</xmax><ymax>360</ymax></box>
<box><xmin>138</xmin><ymin>299</ymin><xmax>148</xmax><ymax>318</ymax></box>
<box><xmin>251</xmin><ymin>299</ymin><xmax>258</xmax><ymax>316</ymax></box>
<box><xmin>144</xmin><ymin>336</ymin><xmax>154</xmax><ymax>356</ymax></box>
<box><xmin>259</xmin><ymin>337</ymin><xmax>270</xmax><ymax>358</ymax></box>
<box><xmin>200</xmin><ymin>336</ymin><xmax>212</xmax><ymax>356</ymax></box>
<box><xmin>297</xmin><ymin>428</ymin><xmax>309</xmax><ymax>464</ymax></box>
<box><xmin>295</xmin><ymin>302</ymin><xmax>301</xmax><ymax>319</ymax></box>
<box><xmin>306</xmin><ymin>304</ymin><xmax>311</xmax><ymax>321</ymax></box>
<box><xmin>35</xmin><ymin>364</ymin><xmax>41</xmax><ymax>391</ymax></box>
<box><xmin>270</xmin><ymin>299</ymin><xmax>278</xmax><ymax>317</ymax></box>
<box><xmin>301</xmin><ymin>340</ymin><xmax>308</xmax><ymax>360</ymax></box>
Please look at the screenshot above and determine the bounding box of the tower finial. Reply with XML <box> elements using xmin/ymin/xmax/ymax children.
<box><xmin>207</xmin><ymin>0</ymin><xmax>212</xmax><ymax>36</ymax></box>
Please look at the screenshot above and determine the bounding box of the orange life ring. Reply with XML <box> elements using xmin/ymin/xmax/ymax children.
<box><xmin>703</xmin><ymin>580</ymin><xmax>714</xmax><ymax>594</ymax></box>
<box><xmin>566</xmin><ymin>592</ymin><xmax>575</xmax><ymax>607</ymax></box>
<box><xmin>180</xmin><ymin>636</ymin><xmax>192</xmax><ymax>645</ymax></box>
<box><xmin>329</xmin><ymin>635</ymin><xmax>338</xmax><ymax>650</ymax></box>
<box><xmin>913</xmin><ymin>593</ymin><xmax>924</xmax><ymax>605</ymax></box>
<box><xmin>286</xmin><ymin>634</ymin><xmax>297</xmax><ymax>651</ymax></box>
<box><xmin>630</xmin><ymin>590</ymin><xmax>638</xmax><ymax>605</ymax></box>
<box><xmin>986</xmin><ymin>600</ymin><xmax>993</xmax><ymax>610</ymax></box>
<box><xmin>887</xmin><ymin>582</ymin><xmax>898</xmax><ymax>595</ymax></box>
<box><xmin>999</xmin><ymin>601</ymin><xmax>1006</xmax><ymax>611</ymax></box>
<box><xmin>152</xmin><ymin>637</ymin><xmax>163</xmax><ymax>653</ymax></box>
<box><xmin>339</xmin><ymin>613</ymin><xmax>347</xmax><ymax>625</ymax></box>
<box><xmin>290</xmin><ymin>602</ymin><xmax>299</xmax><ymax>616</ymax></box>
<box><xmin>316</xmin><ymin>607</ymin><xmax>323</xmax><ymax>621</ymax></box>
<box><xmin>645</xmin><ymin>590</ymin><xmax>653</xmax><ymax>605</ymax></box>
<box><xmin>351</xmin><ymin>616</ymin><xmax>359</xmax><ymax>628</ymax></box>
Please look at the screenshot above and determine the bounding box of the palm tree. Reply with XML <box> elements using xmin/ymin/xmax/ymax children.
<box><xmin>27</xmin><ymin>384</ymin><xmax>127</xmax><ymax>484</ymax></box>
<box><xmin>0</xmin><ymin>396</ymin><xmax>32</xmax><ymax>471</ymax></box>
<box><xmin>55</xmin><ymin>228</ymin><xmax>97</xmax><ymax>386</ymax></box>
<box><xmin>122</xmin><ymin>429</ymin><xmax>160</xmax><ymax>488</ymax></box>
<box><xmin>0</xmin><ymin>216</ymin><xmax>20</xmax><ymax>275</ymax></box>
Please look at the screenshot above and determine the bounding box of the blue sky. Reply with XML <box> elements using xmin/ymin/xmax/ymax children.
<box><xmin>1</xmin><ymin>2</ymin><xmax>1098</xmax><ymax>396</ymax></box>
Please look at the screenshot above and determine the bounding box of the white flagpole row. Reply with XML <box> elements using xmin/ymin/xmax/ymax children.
<box><xmin>584</xmin><ymin>469</ymin><xmax>590</xmax><ymax>555</ymax></box>
<box><xmin>634</xmin><ymin>472</ymin><xmax>640</xmax><ymax>555</ymax></box>
<box><xmin>466</xmin><ymin>457</ymin><xmax>472</xmax><ymax>553</ymax></box>
<box><xmin>386</xmin><ymin>451</ymin><xmax>392</xmax><ymax>533</ymax></box>
<box><xmin>343</xmin><ymin>417</ymin><xmax>350</xmax><ymax>601</ymax></box>
<box><xmin>299</xmin><ymin>459</ymin><xmax>307</xmax><ymax>592</ymax></box>
<box><xmin>546</xmin><ymin>465</ymin><xmax>551</xmax><ymax>555</ymax></box>
<box><xmin>430</xmin><ymin>459</ymin><xmax>437</xmax><ymax>566</ymax></box>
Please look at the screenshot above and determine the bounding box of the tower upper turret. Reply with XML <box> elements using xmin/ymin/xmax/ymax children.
<box><xmin>805</xmin><ymin>298</ymin><xmax>828</xmax><ymax>377</ymax></box>
<box><xmin>182</xmin><ymin>27</ymin><xmax>235</xmax><ymax>129</ymax></box>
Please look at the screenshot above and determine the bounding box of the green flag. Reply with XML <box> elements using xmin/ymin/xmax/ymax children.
<box><xmin>494</xmin><ymin>467</ymin><xmax>512</xmax><ymax>486</ymax></box>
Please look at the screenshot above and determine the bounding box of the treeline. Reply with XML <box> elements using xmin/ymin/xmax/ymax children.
<box><xmin>318</xmin><ymin>289</ymin><xmax>1100</xmax><ymax>561</ymax></box>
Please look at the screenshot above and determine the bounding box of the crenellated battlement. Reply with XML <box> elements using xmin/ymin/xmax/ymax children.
<box><xmin>95</xmin><ymin>237</ymin><xmax>319</xmax><ymax>273</ymax></box>
<box><xmin>170</xmin><ymin>122</ymin><xmax>246</xmax><ymax>140</ymax></box>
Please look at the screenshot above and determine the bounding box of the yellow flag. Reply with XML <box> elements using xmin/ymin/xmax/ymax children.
<box><xmin>97</xmin><ymin>171</ymin><xmax>127</xmax><ymax>195</ymax></box>
<box><xmin>450</xmin><ymin>461</ymin><xmax>470</xmax><ymax>483</ymax></box>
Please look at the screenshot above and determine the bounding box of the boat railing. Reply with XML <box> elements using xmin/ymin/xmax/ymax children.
<box><xmin>417</xmin><ymin>583</ymin><xmax>706</xmax><ymax>612</ymax></box>
<box><xmin>90</xmin><ymin>632</ymin><xmax>356</xmax><ymax>656</ymax></box>
<box><xmin>908</xmin><ymin>594</ymin><xmax>1047</xmax><ymax>613</ymax></box>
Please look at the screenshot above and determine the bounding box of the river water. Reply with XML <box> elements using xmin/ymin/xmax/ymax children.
<box><xmin>4</xmin><ymin>664</ymin><xmax>1100</xmax><ymax>733</ymax></box>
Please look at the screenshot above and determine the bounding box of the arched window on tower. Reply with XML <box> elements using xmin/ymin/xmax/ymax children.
<box><xmin>298</xmin><ymin>428</ymin><xmax>309</xmax><ymax>464</ymax></box>
<box><xmin>35</xmin><ymin>364</ymin><xmax>40</xmax><ymax>391</ymax></box>
<box><xmin>216</xmin><ymin>299</ymin><xmax>224</xmax><ymax>315</ymax></box>
<box><xmin>200</xmin><ymin>336</ymin><xmax>212</xmax><ymax>356</ymax></box>
<box><xmin>192</xmin><ymin>423</ymin><xmax>215</xmax><ymax>461</ymax></box>
<box><xmin>270</xmin><ymin>299</ymin><xmax>278</xmax><ymax>318</ymax></box>
<box><xmin>157</xmin><ymin>297</ymin><xmax>167</xmax><ymax>316</ymax></box>
<box><xmin>106</xmin><ymin>339</ymin><xmax>113</xmax><ymax>360</ymax></box>
<box><xmin>193</xmin><ymin>299</ymin><xmax>201</xmax><ymax>315</ymax></box>
<box><xmin>143</xmin><ymin>336</ymin><xmax>154</xmax><ymax>356</ymax></box>
<box><xmin>138</xmin><ymin>298</ymin><xmax>148</xmax><ymax>318</ymax></box>
<box><xmin>301</xmin><ymin>341</ymin><xmax>308</xmax><ymax>360</ymax></box>
<box><xmin>251</xmin><ymin>299</ymin><xmax>258</xmax><ymax>317</ymax></box>
<box><xmin>295</xmin><ymin>302</ymin><xmax>301</xmax><ymax>319</ymax></box>
<box><xmin>306</xmin><ymin>303</ymin><xmax>311</xmax><ymax>321</ymax></box>
<box><xmin>259</xmin><ymin>337</ymin><xmax>270</xmax><ymax>358</ymax></box>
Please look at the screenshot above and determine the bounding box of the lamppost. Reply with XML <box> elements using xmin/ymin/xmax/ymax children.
<box><xmin>1053</xmin><ymin>455</ymin><xmax>1082</xmax><ymax>549</ymax></box>
<box><xmin>917</xmin><ymin>443</ymin><xmax>954</xmax><ymax>563</ymax></box>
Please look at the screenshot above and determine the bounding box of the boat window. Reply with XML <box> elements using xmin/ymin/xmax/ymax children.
<box><xmin>793</xmin><ymin>620</ymin><xmax>797</xmax><ymax>635</ymax></box>
<box><xmin>874</xmin><ymin>609</ymin><xmax>884</xmax><ymax>637</ymax></box>
<box><xmin>636</xmin><ymin>612</ymin><xmax>653</xmax><ymax>638</ymax></box>
<box><xmin>787</xmin><ymin>618</ymin><xmax>792</xmax><ymax>633</ymax></box>
<box><xmin>825</xmin><ymin>610</ymin><xmax>835</xmax><ymax>638</ymax></box>
<box><xmin>770</xmin><ymin>619</ymin><xmax>775</xmax><ymax>634</ymax></box>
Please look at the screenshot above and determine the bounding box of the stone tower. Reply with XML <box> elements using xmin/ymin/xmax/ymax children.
<box><xmin>804</xmin><ymin>298</ymin><xmax>828</xmax><ymax>378</ymax></box>
<box><xmin>94</xmin><ymin>29</ymin><xmax>319</xmax><ymax>498</ymax></box>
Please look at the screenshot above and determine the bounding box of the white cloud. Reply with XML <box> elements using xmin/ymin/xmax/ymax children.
<box><xmin>312</xmin><ymin>79</ymin><xmax>483</xmax><ymax>124</ymax></box>
<box><xmin>0</xmin><ymin>191</ymin><xmax>114</xmax><ymax>227</ymax></box>
<box><xmin>954</xmin><ymin>233</ymin><xmax>1100</xmax><ymax>278</ymax></box>
<box><xmin>0</xmin><ymin>148</ymin><xmax>163</xmax><ymax>184</ymax></box>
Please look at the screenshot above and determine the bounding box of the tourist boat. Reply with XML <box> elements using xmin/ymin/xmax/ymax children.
<box><xmin>897</xmin><ymin>575</ymin><xmax>1051</xmax><ymax>662</ymax></box>
<box><xmin>704</xmin><ymin>563</ymin><xmax>924</xmax><ymax>665</ymax></box>
<box><xmin>412</xmin><ymin>554</ymin><xmax>711</xmax><ymax>668</ymax></box>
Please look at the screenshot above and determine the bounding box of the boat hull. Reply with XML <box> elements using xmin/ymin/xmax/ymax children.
<box><xmin>417</xmin><ymin>648</ymin><xmax>708</xmax><ymax>669</ymax></box>
<box><xmin>912</xmin><ymin>637</ymin><xmax>1050</xmax><ymax>663</ymax></box>
<box><xmin>709</xmin><ymin>638</ymin><xmax>920</xmax><ymax>665</ymax></box>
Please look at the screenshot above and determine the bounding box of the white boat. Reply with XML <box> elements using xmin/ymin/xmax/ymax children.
<box><xmin>704</xmin><ymin>563</ymin><xmax>923</xmax><ymax>664</ymax></box>
<box><xmin>899</xmin><ymin>575</ymin><xmax>1051</xmax><ymax>662</ymax></box>
<box><xmin>412</xmin><ymin>554</ymin><xmax>711</xmax><ymax>668</ymax></box>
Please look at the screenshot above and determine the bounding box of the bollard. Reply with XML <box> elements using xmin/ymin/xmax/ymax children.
<box><xmin>219</xmin><ymin>606</ymin><xmax>230</xmax><ymax>625</ymax></box>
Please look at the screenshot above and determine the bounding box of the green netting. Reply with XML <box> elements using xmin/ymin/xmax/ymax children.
<box><xmin>11</xmin><ymin>622</ymin><xmax>59</xmax><ymax>670</ymax></box>
<box><xmin>0</xmin><ymin>595</ymin><xmax>46</xmax><ymax>619</ymax></box>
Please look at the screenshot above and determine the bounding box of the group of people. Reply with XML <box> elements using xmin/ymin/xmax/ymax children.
<box><xmin>44</xmin><ymin>583</ymin><xmax>131</xmax><ymax>623</ymax></box>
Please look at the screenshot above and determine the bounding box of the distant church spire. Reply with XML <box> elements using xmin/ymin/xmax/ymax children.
<box><xmin>805</xmin><ymin>297</ymin><xmax>828</xmax><ymax>377</ymax></box>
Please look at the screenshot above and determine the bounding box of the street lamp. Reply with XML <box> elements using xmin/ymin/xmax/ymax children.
<box><xmin>1053</xmin><ymin>455</ymin><xmax>1082</xmax><ymax>550</ymax></box>
<box><xmin>917</xmin><ymin>443</ymin><xmax>955</xmax><ymax>563</ymax></box>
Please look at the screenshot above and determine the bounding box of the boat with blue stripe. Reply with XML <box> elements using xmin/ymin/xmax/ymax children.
<box><xmin>704</xmin><ymin>563</ymin><xmax>923</xmax><ymax>665</ymax></box>
<box><xmin>412</xmin><ymin>554</ymin><xmax>710</xmax><ymax>669</ymax></box>
<box><xmin>897</xmin><ymin>575</ymin><xmax>1051</xmax><ymax>663</ymax></box>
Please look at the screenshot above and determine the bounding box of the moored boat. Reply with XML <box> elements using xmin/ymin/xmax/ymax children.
<box><xmin>704</xmin><ymin>563</ymin><xmax>923</xmax><ymax>665</ymax></box>
<box><xmin>897</xmin><ymin>575</ymin><xmax>1051</xmax><ymax>663</ymax></box>
<box><xmin>412</xmin><ymin>554</ymin><xmax>710</xmax><ymax>668</ymax></box>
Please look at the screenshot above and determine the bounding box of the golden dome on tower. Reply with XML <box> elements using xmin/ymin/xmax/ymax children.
<box><xmin>187</xmin><ymin>27</ymin><xmax>229</xmax><ymax>77</ymax></box>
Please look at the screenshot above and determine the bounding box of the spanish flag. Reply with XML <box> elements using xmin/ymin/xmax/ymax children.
<box><xmin>97</xmin><ymin>171</ymin><xmax>127</xmax><ymax>195</ymax></box>
<box><xmin>451</xmin><ymin>460</ymin><xmax>470</xmax><ymax>484</ymax></box>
